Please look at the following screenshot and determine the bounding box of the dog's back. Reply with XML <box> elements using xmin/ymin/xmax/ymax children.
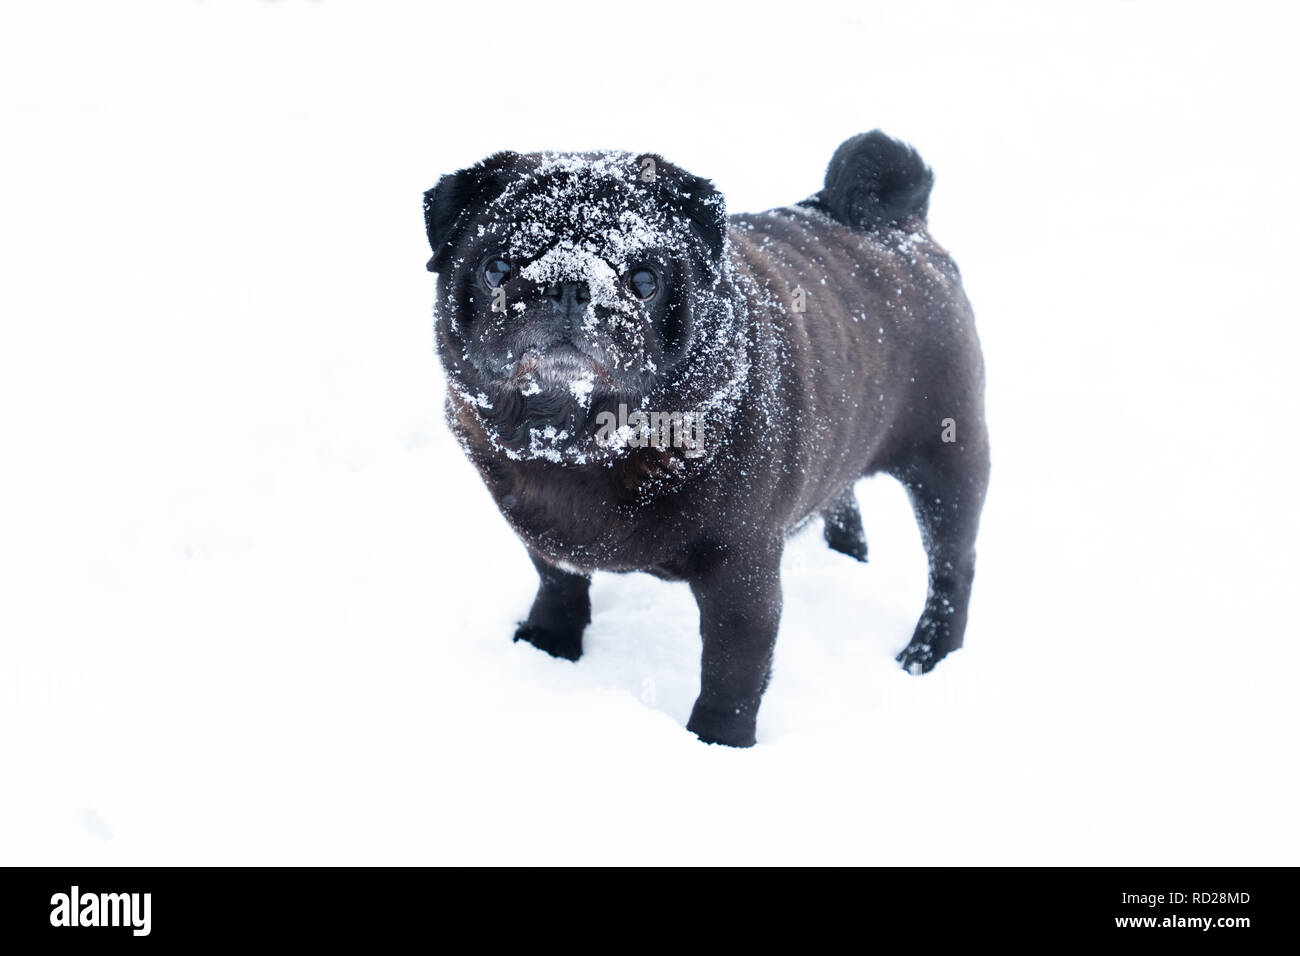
<box><xmin>724</xmin><ymin>131</ymin><xmax>985</xmax><ymax>528</ymax></box>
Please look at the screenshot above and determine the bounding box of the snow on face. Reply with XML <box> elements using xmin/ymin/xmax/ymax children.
<box><xmin>487</xmin><ymin>152</ymin><xmax>697</xmax><ymax>329</ymax></box>
<box><xmin>445</xmin><ymin>151</ymin><xmax>748</xmax><ymax>466</ymax></box>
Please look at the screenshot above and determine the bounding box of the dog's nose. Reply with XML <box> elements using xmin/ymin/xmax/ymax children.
<box><xmin>542</xmin><ymin>281</ymin><xmax>591</xmax><ymax>323</ymax></box>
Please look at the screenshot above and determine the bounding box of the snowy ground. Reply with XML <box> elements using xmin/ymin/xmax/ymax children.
<box><xmin>2</xmin><ymin>1</ymin><xmax>1298</xmax><ymax>864</ymax></box>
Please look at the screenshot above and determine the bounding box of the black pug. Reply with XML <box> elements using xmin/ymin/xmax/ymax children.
<box><xmin>423</xmin><ymin>131</ymin><xmax>988</xmax><ymax>747</ymax></box>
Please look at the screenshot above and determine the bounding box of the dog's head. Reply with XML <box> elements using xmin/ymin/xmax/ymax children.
<box><xmin>424</xmin><ymin>150</ymin><xmax>746</xmax><ymax>463</ymax></box>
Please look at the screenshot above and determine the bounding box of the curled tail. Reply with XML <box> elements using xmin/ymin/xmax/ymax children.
<box><xmin>804</xmin><ymin>130</ymin><xmax>934</xmax><ymax>231</ymax></box>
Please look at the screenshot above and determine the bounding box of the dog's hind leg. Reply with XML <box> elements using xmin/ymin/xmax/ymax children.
<box><xmin>513</xmin><ymin>552</ymin><xmax>591</xmax><ymax>662</ymax></box>
<box><xmin>892</xmin><ymin>430</ymin><xmax>989</xmax><ymax>674</ymax></box>
<box><xmin>821</xmin><ymin>487</ymin><xmax>868</xmax><ymax>562</ymax></box>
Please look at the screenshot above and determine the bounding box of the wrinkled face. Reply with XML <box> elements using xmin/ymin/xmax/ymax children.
<box><xmin>425</xmin><ymin>150</ymin><xmax>743</xmax><ymax>463</ymax></box>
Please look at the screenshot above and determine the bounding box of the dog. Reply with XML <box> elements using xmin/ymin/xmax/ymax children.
<box><xmin>423</xmin><ymin>131</ymin><xmax>988</xmax><ymax>747</ymax></box>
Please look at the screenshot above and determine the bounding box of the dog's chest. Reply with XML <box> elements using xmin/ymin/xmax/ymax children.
<box><xmin>480</xmin><ymin>454</ymin><xmax>694</xmax><ymax>572</ymax></box>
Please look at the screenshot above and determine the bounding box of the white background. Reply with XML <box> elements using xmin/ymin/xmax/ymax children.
<box><xmin>1</xmin><ymin>0</ymin><xmax>1297</xmax><ymax>864</ymax></box>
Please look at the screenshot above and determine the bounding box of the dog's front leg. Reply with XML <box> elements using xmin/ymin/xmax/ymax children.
<box><xmin>513</xmin><ymin>551</ymin><xmax>591</xmax><ymax>662</ymax></box>
<box><xmin>686</xmin><ymin>542</ymin><xmax>783</xmax><ymax>748</ymax></box>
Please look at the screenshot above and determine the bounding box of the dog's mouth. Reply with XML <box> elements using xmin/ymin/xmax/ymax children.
<box><xmin>508</xmin><ymin>343</ymin><xmax>613</xmax><ymax>395</ymax></box>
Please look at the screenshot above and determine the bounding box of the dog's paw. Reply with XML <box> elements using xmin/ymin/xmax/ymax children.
<box><xmin>896</xmin><ymin>641</ymin><xmax>941</xmax><ymax>675</ymax></box>
<box><xmin>896</xmin><ymin>615</ymin><xmax>959</xmax><ymax>675</ymax></box>
<box><xmin>513</xmin><ymin>622</ymin><xmax>583</xmax><ymax>661</ymax></box>
<box><xmin>686</xmin><ymin>701</ymin><xmax>758</xmax><ymax>748</ymax></box>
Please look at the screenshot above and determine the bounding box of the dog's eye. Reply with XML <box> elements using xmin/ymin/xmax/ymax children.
<box><xmin>627</xmin><ymin>267</ymin><xmax>659</xmax><ymax>301</ymax></box>
<box><xmin>483</xmin><ymin>257</ymin><xmax>512</xmax><ymax>289</ymax></box>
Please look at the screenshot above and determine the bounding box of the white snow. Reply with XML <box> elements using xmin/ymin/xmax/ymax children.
<box><xmin>0</xmin><ymin>0</ymin><xmax>1297</xmax><ymax>865</ymax></box>
<box><xmin>568</xmin><ymin>372</ymin><xmax>596</xmax><ymax>407</ymax></box>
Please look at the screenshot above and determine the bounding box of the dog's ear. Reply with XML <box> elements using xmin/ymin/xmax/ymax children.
<box><xmin>677</xmin><ymin>172</ymin><xmax>727</xmax><ymax>266</ymax></box>
<box><xmin>643</xmin><ymin>156</ymin><xmax>728</xmax><ymax>268</ymax></box>
<box><xmin>423</xmin><ymin>151</ymin><xmax>520</xmax><ymax>272</ymax></box>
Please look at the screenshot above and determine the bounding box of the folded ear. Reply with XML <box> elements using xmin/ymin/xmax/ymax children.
<box><xmin>423</xmin><ymin>150</ymin><xmax>520</xmax><ymax>272</ymax></box>
<box><xmin>676</xmin><ymin>171</ymin><xmax>728</xmax><ymax>266</ymax></box>
<box><xmin>641</xmin><ymin>156</ymin><xmax>728</xmax><ymax>268</ymax></box>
